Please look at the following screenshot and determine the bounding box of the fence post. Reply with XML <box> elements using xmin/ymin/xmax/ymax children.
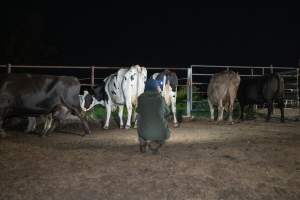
<box><xmin>186</xmin><ymin>67</ymin><xmax>192</xmax><ymax>118</ymax></box>
<box><xmin>297</xmin><ymin>68</ymin><xmax>299</xmax><ymax>108</ymax></box>
<box><xmin>91</xmin><ymin>65</ymin><xmax>95</xmax><ymax>86</ymax></box>
<box><xmin>7</xmin><ymin>63</ymin><xmax>11</xmax><ymax>74</ymax></box>
<box><xmin>270</xmin><ymin>64</ymin><xmax>273</xmax><ymax>73</ymax></box>
<box><xmin>251</xmin><ymin>67</ymin><xmax>257</xmax><ymax>112</ymax></box>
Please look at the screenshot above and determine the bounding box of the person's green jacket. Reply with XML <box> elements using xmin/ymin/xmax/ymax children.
<box><xmin>136</xmin><ymin>91</ymin><xmax>171</xmax><ymax>141</ymax></box>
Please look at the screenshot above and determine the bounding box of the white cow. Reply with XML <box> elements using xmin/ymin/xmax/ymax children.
<box><xmin>102</xmin><ymin>65</ymin><xmax>147</xmax><ymax>129</ymax></box>
<box><xmin>151</xmin><ymin>70</ymin><xmax>178</xmax><ymax>127</ymax></box>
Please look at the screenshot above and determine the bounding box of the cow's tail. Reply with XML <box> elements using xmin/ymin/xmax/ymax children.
<box><xmin>275</xmin><ymin>73</ymin><xmax>285</xmax><ymax>98</ymax></box>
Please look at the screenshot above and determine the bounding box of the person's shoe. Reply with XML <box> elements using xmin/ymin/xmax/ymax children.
<box><xmin>139</xmin><ymin>144</ymin><xmax>146</xmax><ymax>153</ymax></box>
<box><xmin>149</xmin><ymin>141</ymin><xmax>161</xmax><ymax>155</ymax></box>
<box><xmin>151</xmin><ymin>148</ymin><xmax>160</xmax><ymax>155</ymax></box>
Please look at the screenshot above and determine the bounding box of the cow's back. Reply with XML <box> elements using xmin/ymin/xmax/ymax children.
<box><xmin>238</xmin><ymin>73</ymin><xmax>284</xmax><ymax>105</ymax></box>
<box><xmin>0</xmin><ymin>74</ymin><xmax>81</xmax><ymax>116</ymax></box>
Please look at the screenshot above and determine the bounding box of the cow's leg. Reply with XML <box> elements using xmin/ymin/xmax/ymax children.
<box><xmin>71</xmin><ymin>110</ymin><xmax>91</xmax><ymax>135</ymax></box>
<box><xmin>46</xmin><ymin>105</ymin><xmax>68</xmax><ymax>136</ymax></box>
<box><xmin>41</xmin><ymin>114</ymin><xmax>53</xmax><ymax>136</ymax></box>
<box><xmin>104</xmin><ymin>103</ymin><xmax>112</xmax><ymax>129</ymax></box>
<box><xmin>40</xmin><ymin>115</ymin><xmax>48</xmax><ymax>136</ymax></box>
<box><xmin>228</xmin><ymin>104</ymin><xmax>234</xmax><ymax>123</ymax></box>
<box><xmin>25</xmin><ymin>117</ymin><xmax>37</xmax><ymax>133</ymax></box>
<box><xmin>59</xmin><ymin>99</ymin><xmax>91</xmax><ymax>135</ymax></box>
<box><xmin>171</xmin><ymin>95</ymin><xmax>178</xmax><ymax>127</ymax></box>
<box><xmin>132</xmin><ymin>108</ymin><xmax>138</xmax><ymax>129</ymax></box>
<box><xmin>118</xmin><ymin>105</ymin><xmax>124</xmax><ymax>129</ymax></box>
<box><xmin>217</xmin><ymin>99</ymin><xmax>224</xmax><ymax>121</ymax></box>
<box><xmin>125</xmin><ymin>102</ymin><xmax>133</xmax><ymax>129</ymax></box>
<box><xmin>208</xmin><ymin>99</ymin><xmax>214</xmax><ymax>121</ymax></box>
<box><xmin>266</xmin><ymin>102</ymin><xmax>273</xmax><ymax>122</ymax></box>
<box><xmin>0</xmin><ymin>118</ymin><xmax>6</xmax><ymax>138</ymax></box>
<box><xmin>228</xmin><ymin>95</ymin><xmax>236</xmax><ymax>123</ymax></box>
<box><xmin>46</xmin><ymin>119</ymin><xmax>58</xmax><ymax>136</ymax></box>
<box><xmin>278</xmin><ymin>99</ymin><xmax>285</xmax><ymax>122</ymax></box>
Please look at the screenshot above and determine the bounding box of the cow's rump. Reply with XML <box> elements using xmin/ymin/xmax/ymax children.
<box><xmin>207</xmin><ymin>70</ymin><xmax>240</xmax><ymax>122</ymax></box>
<box><xmin>237</xmin><ymin>73</ymin><xmax>285</xmax><ymax>122</ymax></box>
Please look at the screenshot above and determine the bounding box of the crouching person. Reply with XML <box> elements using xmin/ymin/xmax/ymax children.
<box><xmin>136</xmin><ymin>79</ymin><xmax>171</xmax><ymax>155</ymax></box>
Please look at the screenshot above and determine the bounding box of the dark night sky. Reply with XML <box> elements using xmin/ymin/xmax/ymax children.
<box><xmin>1</xmin><ymin>3</ymin><xmax>299</xmax><ymax>67</ymax></box>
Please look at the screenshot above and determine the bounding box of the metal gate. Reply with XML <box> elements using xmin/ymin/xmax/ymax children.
<box><xmin>187</xmin><ymin>65</ymin><xmax>299</xmax><ymax>116</ymax></box>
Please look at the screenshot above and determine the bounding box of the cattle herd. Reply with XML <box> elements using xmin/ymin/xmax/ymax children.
<box><xmin>0</xmin><ymin>65</ymin><xmax>286</xmax><ymax>137</ymax></box>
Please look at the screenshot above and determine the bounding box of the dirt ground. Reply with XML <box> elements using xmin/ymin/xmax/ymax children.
<box><xmin>0</xmin><ymin>109</ymin><xmax>300</xmax><ymax>200</ymax></box>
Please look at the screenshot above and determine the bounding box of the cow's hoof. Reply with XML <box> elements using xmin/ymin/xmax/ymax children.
<box><xmin>134</xmin><ymin>124</ymin><xmax>137</xmax><ymax>129</ymax></box>
<box><xmin>139</xmin><ymin>144</ymin><xmax>146</xmax><ymax>153</ymax></box>
<box><xmin>39</xmin><ymin>131</ymin><xmax>47</xmax><ymax>137</ymax></box>
<box><xmin>103</xmin><ymin>126</ymin><xmax>109</xmax><ymax>130</ymax></box>
<box><xmin>125</xmin><ymin>125</ymin><xmax>131</xmax><ymax>129</ymax></box>
<box><xmin>120</xmin><ymin>125</ymin><xmax>124</xmax><ymax>129</ymax></box>
<box><xmin>173</xmin><ymin>123</ymin><xmax>179</xmax><ymax>128</ymax></box>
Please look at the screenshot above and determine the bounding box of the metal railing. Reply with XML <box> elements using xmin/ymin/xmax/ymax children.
<box><xmin>1</xmin><ymin>64</ymin><xmax>298</xmax><ymax>118</ymax></box>
<box><xmin>0</xmin><ymin>63</ymin><xmax>190</xmax><ymax>115</ymax></box>
<box><xmin>189</xmin><ymin>65</ymin><xmax>299</xmax><ymax>114</ymax></box>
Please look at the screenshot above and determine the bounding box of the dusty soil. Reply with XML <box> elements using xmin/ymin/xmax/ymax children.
<box><xmin>0</xmin><ymin>110</ymin><xmax>300</xmax><ymax>200</ymax></box>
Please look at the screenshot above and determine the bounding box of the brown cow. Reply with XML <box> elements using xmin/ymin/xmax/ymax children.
<box><xmin>207</xmin><ymin>70</ymin><xmax>240</xmax><ymax>123</ymax></box>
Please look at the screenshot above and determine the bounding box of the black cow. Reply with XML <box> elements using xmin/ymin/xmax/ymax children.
<box><xmin>0</xmin><ymin>73</ymin><xmax>91</xmax><ymax>137</ymax></box>
<box><xmin>237</xmin><ymin>73</ymin><xmax>285</xmax><ymax>122</ymax></box>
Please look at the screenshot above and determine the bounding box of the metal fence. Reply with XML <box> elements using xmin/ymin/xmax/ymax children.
<box><xmin>189</xmin><ymin>65</ymin><xmax>299</xmax><ymax>114</ymax></box>
<box><xmin>1</xmin><ymin>64</ymin><xmax>299</xmax><ymax>118</ymax></box>
<box><xmin>0</xmin><ymin>64</ymin><xmax>188</xmax><ymax>86</ymax></box>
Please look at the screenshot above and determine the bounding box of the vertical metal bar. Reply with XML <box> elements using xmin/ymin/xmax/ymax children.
<box><xmin>262</xmin><ymin>67</ymin><xmax>265</xmax><ymax>75</ymax></box>
<box><xmin>270</xmin><ymin>65</ymin><xmax>275</xmax><ymax>111</ymax></box>
<box><xmin>186</xmin><ymin>67</ymin><xmax>192</xmax><ymax>118</ymax></box>
<box><xmin>270</xmin><ymin>64</ymin><xmax>273</xmax><ymax>73</ymax></box>
<box><xmin>190</xmin><ymin>67</ymin><xmax>193</xmax><ymax>112</ymax></box>
<box><xmin>297</xmin><ymin>68</ymin><xmax>299</xmax><ymax>108</ymax></box>
<box><xmin>252</xmin><ymin>66</ymin><xmax>257</xmax><ymax>112</ymax></box>
<box><xmin>7</xmin><ymin>63</ymin><xmax>11</xmax><ymax>74</ymax></box>
<box><xmin>91</xmin><ymin>65</ymin><xmax>95</xmax><ymax>86</ymax></box>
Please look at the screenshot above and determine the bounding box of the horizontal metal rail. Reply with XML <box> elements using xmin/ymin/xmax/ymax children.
<box><xmin>0</xmin><ymin>64</ymin><xmax>188</xmax><ymax>70</ymax></box>
<box><xmin>191</xmin><ymin>64</ymin><xmax>297</xmax><ymax>70</ymax></box>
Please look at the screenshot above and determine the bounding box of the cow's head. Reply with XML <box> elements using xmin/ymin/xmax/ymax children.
<box><xmin>155</xmin><ymin>70</ymin><xmax>178</xmax><ymax>92</ymax></box>
<box><xmin>93</xmin><ymin>84</ymin><xmax>108</xmax><ymax>105</ymax></box>
<box><xmin>79</xmin><ymin>90</ymin><xmax>96</xmax><ymax>112</ymax></box>
<box><xmin>79</xmin><ymin>84</ymin><xmax>107</xmax><ymax>112</ymax></box>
